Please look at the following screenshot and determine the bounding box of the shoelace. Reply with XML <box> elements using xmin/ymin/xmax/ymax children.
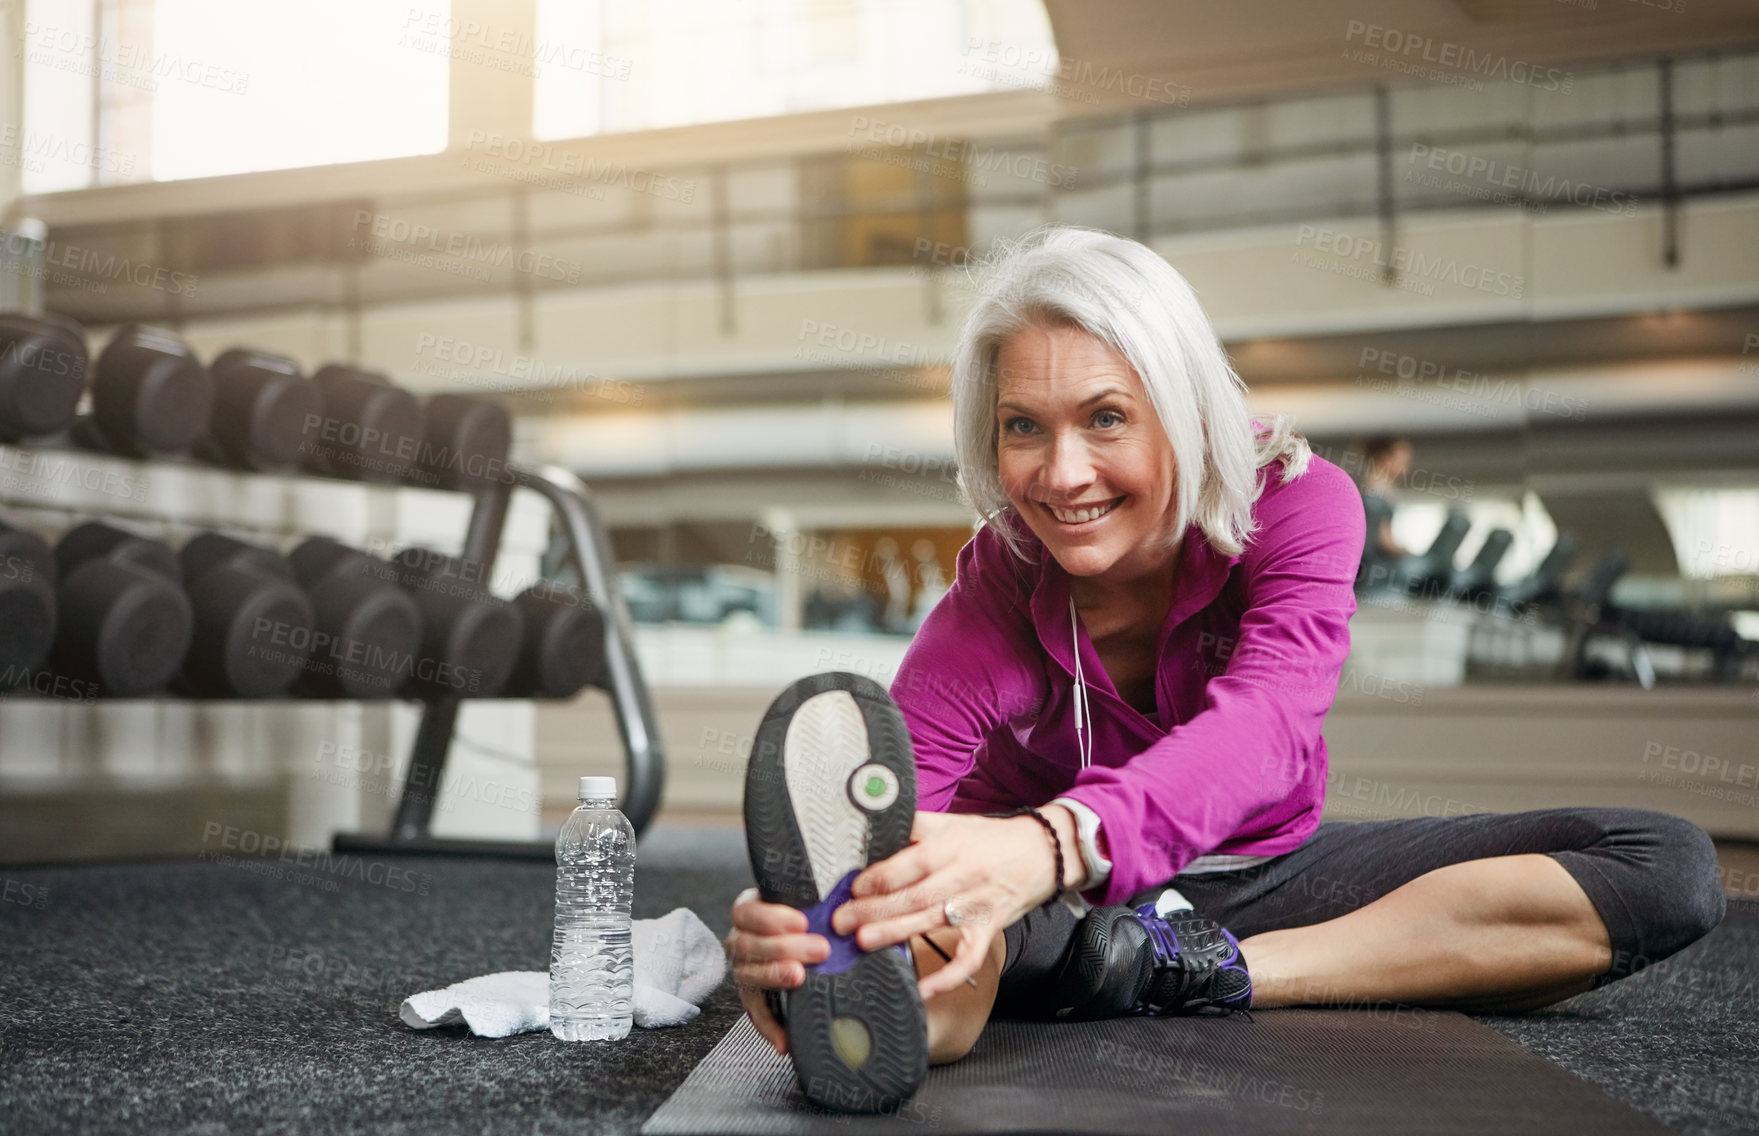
<box><xmin>1132</xmin><ymin>910</ymin><xmax>1255</xmax><ymax>1022</ymax></box>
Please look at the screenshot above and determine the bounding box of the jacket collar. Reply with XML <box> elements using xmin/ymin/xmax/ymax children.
<box><xmin>1028</xmin><ymin>525</ymin><xmax>1243</xmax><ymax>681</ymax></box>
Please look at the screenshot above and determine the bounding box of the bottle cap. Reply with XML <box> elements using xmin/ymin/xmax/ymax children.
<box><xmin>578</xmin><ymin>775</ymin><xmax>617</xmax><ymax>801</ymax></box>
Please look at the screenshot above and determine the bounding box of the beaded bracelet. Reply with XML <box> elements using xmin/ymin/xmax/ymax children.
<box><xmin>986</xmin><ymin>805</ymin><xmax>1066</xmax><ymax>900</ymax></box>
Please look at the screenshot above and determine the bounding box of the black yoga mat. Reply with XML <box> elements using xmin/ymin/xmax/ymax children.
<box><xmin>641</xmin><ymin>1008</ymin><xmax>1670</xmax><ymax>1136</ymax></box>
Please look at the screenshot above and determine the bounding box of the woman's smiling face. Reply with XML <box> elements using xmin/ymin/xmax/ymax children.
<box><xmin>994</xmin><ymin>322</ymin><xmax>1181</xmax><ymax>587</ymax></box>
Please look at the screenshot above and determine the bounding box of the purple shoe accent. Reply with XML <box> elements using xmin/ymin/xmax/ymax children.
<box><xmin>800</xmin><ymin>869</ymin><xmax>865</xmax><ymax>976</ymax></box>
<box><xmin>799</xmin><ymin>869</ymin><xmax>910</xmax><ymax>976</ymax></box>
<box><xmin>1215</xmin><ymin>926</ymin><xmax>1253</xmax><ymax>1010</ymax></box>
<box><xmin>1128</xmin><ymin>902</ymin><xmax>1254</xmax><ymax>1015</ymax></box>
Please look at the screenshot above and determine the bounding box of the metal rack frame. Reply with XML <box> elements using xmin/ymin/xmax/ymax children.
<box><xmin>336</xmin><ymin>463</ymin><xmax>665</xmax><ymax>859</ymax></box>
<box><xmin>0</xmin><ymin>428</ymin><xmax>665</xmax><ymax>857</ymax></box>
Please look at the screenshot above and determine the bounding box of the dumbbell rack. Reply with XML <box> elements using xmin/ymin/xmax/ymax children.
<box><xmin>1</xmin><ymin>437</ymin><xmax>666</xmax><ymax>853</ymax></box>
<box><xmin>338</xmin><ymin>463</ymin><xmax>666</xmax><ymax>857</ymax></box>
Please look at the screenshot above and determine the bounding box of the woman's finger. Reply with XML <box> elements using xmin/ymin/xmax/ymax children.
<box><xmin>850</xmin><ymin>844</ymin><xmax>934</xmax><ymax>900</ymax></box>
<box><xmin>732</xmin><ymin>890</ymin><xmax>808</xmax><ymax>935</ymax></box>
<box><xmin>737</xmin><ymin>978</ymin><xmax>789</xmax><ymax>1056</ymax></box>
<box><xmin>840</xmin><ymin>862</ymin><xmax>994</xmax><ymax>935</ymax></box>
<box><xmin>852</xmin><ymin>829</ymin><xmax>962</xmax><ymax>899</ymax></box>
<box><xmin>836</xmin><ymin>874</ymin><xmax>952</xmax><ymax>936</ymax></box>
<box><xmin>843</xmin><ymin>879</ymin><xmax>975</xmax><ymax>951</ymax></box>
<box><xmin>735</xmin><ymin>956</ymin><xmax>807</xmax><ymax>991</ymax></box>
<box><xmin>727</xmin><ymin>929</ymin><xmax>829</xmax><ymax>966</ymax></box>
<box><xmin>861</xmin><ymin>880</ymin><xmax>1005</xmax><ymax>975</ymax></box>
<box><xmin>917</xmin><ymin>925</ymin><xmax>994</xmax><ymax>1001</ymax></box>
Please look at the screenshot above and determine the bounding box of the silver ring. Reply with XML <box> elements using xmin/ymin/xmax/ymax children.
<box><xmin>943</xmin><ymin>899</ymin><xmax>963</xmax><ymax>928</ymax></box>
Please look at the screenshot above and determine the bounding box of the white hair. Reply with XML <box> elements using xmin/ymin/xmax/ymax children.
<box><xmin>951</xmin><ymin>225</ymin><xmax>1310</xmax><ymax>562</ymax></box>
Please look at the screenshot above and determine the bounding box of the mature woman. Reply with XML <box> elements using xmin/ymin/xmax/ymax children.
<box><xmin>725</xmin><ymin>226</ymin><xmax>1725</xmax><ymax>1111</ymax></box>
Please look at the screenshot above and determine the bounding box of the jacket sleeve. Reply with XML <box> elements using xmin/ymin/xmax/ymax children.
<box><xmin>1058</xmin><ymin>458</ymin><xmax>1366</xmax><ymax>904</ymax></box>
<box><xmin>890</xmin><ymin>523</ymin><xmax>1046</xmax><ymax>812</ymax></box>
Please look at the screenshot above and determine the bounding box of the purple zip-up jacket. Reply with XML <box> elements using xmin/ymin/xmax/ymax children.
<box><xmin>890</xmin><ymin>453</ymin><xmax>1365</xmax><ymax>906</ymax></box>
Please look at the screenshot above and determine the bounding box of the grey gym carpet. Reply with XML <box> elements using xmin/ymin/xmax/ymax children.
<box><xmin>0</xmin><ymin>826</ymin><xmax>1754</xmax><ymax>1136</ymax></box>
<box><xmin>643</xmin><ymin>1013</ymin><xmax>1664</xmax><ymax>1136</ymax></box>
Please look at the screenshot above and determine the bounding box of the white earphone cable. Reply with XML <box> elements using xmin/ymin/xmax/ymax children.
<box><xmin>1069</xmin><ymin>594</ymin><xmax>1091</xmax><ymax>770</ymax></box>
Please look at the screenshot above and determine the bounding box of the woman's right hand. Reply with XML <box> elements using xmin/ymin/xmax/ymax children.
<box><xmin>725</xmin><ymin>886</ymin><xmax>829</xmax><ymax>1056</ymax></box>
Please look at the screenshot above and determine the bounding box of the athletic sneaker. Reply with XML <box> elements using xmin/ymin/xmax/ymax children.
<box><xmin>743</xmin><ymin>672</ymin><xmax>928</xmax><ymax>1113</ymax></box>
<box><xmin>1048</xmin><ymin>901</ymin><xmax>1253</xmax><ymax>1021</ymax></box>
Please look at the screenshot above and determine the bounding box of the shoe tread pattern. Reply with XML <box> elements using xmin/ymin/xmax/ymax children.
<box><xmin>745</xmin><ymin>671</ymin><xmax>915</xmax><ymax>908</ymax></box>
<box><xmin>848</xmin><ymin>682</ymin><xmax>915</xmax><ymax>864</ymax></box>
<box><xmin>742</xmin><ymin>672</ymin><xmax>927</xmax><ymax>1112</ymax></box>
<box><xmin>784</xmin><ymin>691</ymin><xmax>870</xmax><ymax>901</ymax></box>
<box><xmin>788</xmin><ymin>947</ymin><xmax>928</xmax><ymax>1114</ymax></box>
<box><xmin>748</xmin><ymin>673</ymin><xmax>871</xmax><ymax>906</ymax></box>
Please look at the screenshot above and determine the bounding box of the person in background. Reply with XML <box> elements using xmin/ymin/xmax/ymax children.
<box><xmin>1360</xmin><ymin>434</ymin><xmax>1414</xmax><ymax>560</ymax></box>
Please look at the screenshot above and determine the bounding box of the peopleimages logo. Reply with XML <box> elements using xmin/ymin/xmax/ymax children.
<box><xmin>0</xmin><ymin>124</ymin><xmax>135</xmax><ymax>176</ymax></box>
<box><xmin>2</xmin><ymin>877</ymin><xmax>50</xmax><ymax>909</ymax></box>
<box><xmin>399</xmin><ymin>7</ymin><xmax>634</xmax><ymax>80</ymax></box>
<box><xmin>461</xmin><ymin>130</ymin><xmax>695</xmax><ymax>202</ymax></box>
<box><xmin>412</xmin><ymin>333</ymin><xmax>645</xmax><ymax>407</ymax></box>
<box><xmin>349</xmin><ymin>210</ymin><xmax>583</xmax><ymax>283</ymax></box>
<box><xmin>0</xmin><ymin>228</ymin><xmax>199</xmax><ymax>297</ymax></box>
<box><xmin>847</xmin><ymin>115</ymin><xmax>1078</xmax><ymax>190</ymax></box>
<box><xmin>199</xmin><ymin>823</ymin><xmax>433</xmax><ymax>895</ymax></box>
<box><xmin>1356</xmin><ymin>347</ymin><xmax>1589</xmax><ymax>422</ymax></box>
<box><xmin>249</xmin><ymin>615</ymin><xmax>482</xmax><ymax>693</ymax></box>
<box><xmin>1406</xmin><ymin>144</ymin><xmax>1638</xmax><ymax>216</ymax></box>
<box><xmin>0</xmin><ymin>664</ymin><xmax>99</xmax><ymax>703</ymax></box>
<box><xmin>0</xmin><ymin>447</ymin><xmax>148</xmax><ymax>502</ymax></box>
<box><xmin>960</xmin><ymin>39</ymin><xmax>1191</xmax><ymax>107</ymax></box>
<box><xmin>1342</xmin><ymin>21</ymin><xmax>1574</xmax><ymax>93</ymax></box>
<box><xmin>18</xmin><ymin>19</ymin><xmax>250</xmax><ymax>95</ymax></box>
<box><xmin>1294</xmin><ymin>224</ymin><xmax>1524</xmax><ymax>299</ymax></box>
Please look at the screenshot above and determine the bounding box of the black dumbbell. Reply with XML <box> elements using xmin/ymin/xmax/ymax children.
<box><xmin>52</xmin><ymin>521</ymin><xmax>193</xmax><ymax>696</ymax></box>
<box><xmin>389</xmin><ymin>547</ymin><xmax>523</xmax><ymax>697</ymax></box>
<box><xmin>199</xmin><ymin>348</ymin><xmax>324</xmax><ymax>472</ymax></box>
<box><xmin>0</xmin><ymin>519</ymin><xmax>58</xmax><ymax>687</ymax></box>
<box><xmin>287</xmin><ymin>536</ymin><xmax>422</xmax><ymax>699</ymax></box>
<box><xmin>415</xmin><ymin>394</ymin><xmax>511</xmax><ymax>490</ymax></box>
<box><xmin>503</xmin><ymin>582</ymin><xmax>606</xmax><ymax>698</ymax></box>
<box><xmin>304</xmin><ymin>364</ymin><xmax>422</xmax><ymax>483</ymax></box>
<box><xmin>83</xmin><ymin>324</ymin><xmax>214</xmax><ymax>457</ymax></box>
<box><xmin>0</xmin><ymin>313</ymin><xmax>88</xmax><ymax>443</ymax></box>
<box><xmin>177</xmin><ymin>533</ymin><xmax>316</xmax><ymax>697</ymax></box>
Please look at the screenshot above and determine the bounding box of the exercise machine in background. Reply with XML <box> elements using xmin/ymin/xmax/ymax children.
<box><xmin>1354</xmin><ymin>504</ymin><xmax>1755</xmax><ymax>688</ymax></box>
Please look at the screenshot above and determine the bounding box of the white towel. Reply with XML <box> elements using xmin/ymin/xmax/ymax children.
<box><xmin>401</xmin><ymin>970</ymin><xmax>550</xmax><ymax>1038</ymax></box>
<box><xmin>399</xmin><ymin>907</ymin><xmax>726</xmax><ymax>1037</ymax></box>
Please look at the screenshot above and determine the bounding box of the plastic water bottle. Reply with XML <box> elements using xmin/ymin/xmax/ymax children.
<box><xmin>548</xmin><ymin>775</ymin><xmax>636</xmax><ymax>1041</ymax></box>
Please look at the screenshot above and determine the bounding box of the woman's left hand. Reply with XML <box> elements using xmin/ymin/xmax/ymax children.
<box><xmin>830</xmin><ymin>809</ymin><xmax>1072</xmax><ymax>1001</ymax></box>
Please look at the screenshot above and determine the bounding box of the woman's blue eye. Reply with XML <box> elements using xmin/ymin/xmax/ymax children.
<box><xmin>1004</xmin><ymin>417</ymin><xmax>1034</xmax><ymax>434</ymax></box>
<box><xmin>1094</xmin><ymin>410</ymin><xmax>1124</xmax><ymax>428</ymax></box>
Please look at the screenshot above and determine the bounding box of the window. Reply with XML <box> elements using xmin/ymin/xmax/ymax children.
<box><xmin>533</xmin><ymin>0</ymin><xmax>1056</xmax><ymax>140</ymax></box>
<box><xmin>20</xmin><ymin>0</ymin><xmax>449</xmax><ymax>189</ymax></box>
<box><xmin>1653</xmin><ymin>486</ymin><xmax>1759</xmax><ymax>581</ymax></box>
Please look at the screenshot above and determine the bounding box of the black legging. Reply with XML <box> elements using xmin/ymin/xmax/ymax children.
<box><xmin>997</xmin><ymin>807</ymin><xmax>1726</xmax><ymax>1018</ymax></box>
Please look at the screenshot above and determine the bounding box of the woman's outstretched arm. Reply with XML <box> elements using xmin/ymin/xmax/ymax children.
<box><xmin>1059</xmin><ymin>457</ymin><xmax>1367</xmax><ymax>905</ymax></box>
<box><xmin>889</xmin><ymin>521</ymin><xmax>1045</xmax><ymax>811</ymax></box>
